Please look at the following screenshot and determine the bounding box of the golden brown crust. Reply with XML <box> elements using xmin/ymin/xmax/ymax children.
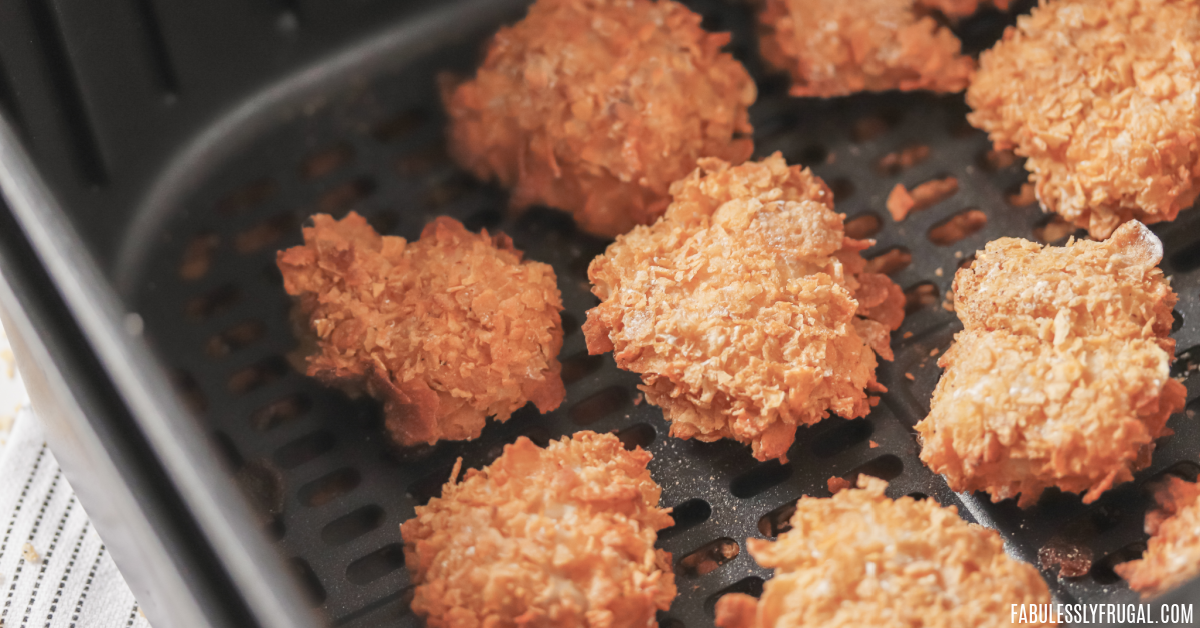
<box><xmin>1115</xmin><ymin>476</ymin><xmax>1200</xmax><ymax>598</ymax></box>
<box><xmin>584</xmin><ymin>153</ymin><xmax>904</xmax><ymax>461</ymax></box>
<box><xmin>444</xmin><ymin>0</ymin><xmax>756</xmax><ymax>237</ymax></box>
<box><xmin>917</xmin><ymin>222</ymin><xmax>1185</xmax><ymax>506</ymax></box>
<box><xmin>966</xmin><ymin>0</ymin><xmax>1200</xmax><ymax>239</ymax></box>
<box><xmin>758</xmin><ymin>0</ymin><xmax>975</xmax><ymax>98</ymax></box>
<box><xmin>277</xmin><ymin>212</ymin><xmax>564</xmax><ymax>447</ymax></box>
<box><xmin>714</xmin><ymin>477</ymin><xmax>1053</xmax><ymax>628</ymax></box>
<box><xmin>400</xmin><ymin>432</ymin><xmax>676</xmax><ymax>628</ymax></box>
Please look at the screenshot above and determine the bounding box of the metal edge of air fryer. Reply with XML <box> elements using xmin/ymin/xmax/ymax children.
<box><xmin>0</xmin><ymin>112</ymin><xmax>322</xmax><ymax>628</ymax></box>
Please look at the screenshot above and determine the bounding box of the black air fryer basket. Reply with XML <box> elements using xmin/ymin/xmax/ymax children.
<box><xmin>0</xmin><ymin>1</ymin><xmax>1198</xmax><ymax>627</ymax></box>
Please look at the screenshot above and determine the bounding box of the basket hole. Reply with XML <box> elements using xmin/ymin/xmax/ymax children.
<box><xmin>1038</xmin><ymin>535</ymin><xmax>1094</xmax><ymax>578</ymax></box>
<box><xmin>212</xmin><ymin>430</ymin><xmax>243</xmax><ymax>470</ymax></box>
<box><xmin>235</xmin><ymin>459</ymin><xmax>285</xmax><ymax>526</ymax></box>
<box><xmin>561</xmin><ymin>351</ymin><xmax>605</xmax><ymax>385</ymax></box>
<box><xmin>289</xmin><ymin>557</ymin><xmax>326</xmax><ymax>606</ymax></box>
<box><xmin>829</xmin><ymin>177</ymin><xmax>855</xmax><ymax>202</ymax></box>
<box><xmin>731</xmin><ymin>461</ymin><xmax>793</xmax><ymax>498</ymax></box>
<box><xmin>408</xmin><ymin>465</ymin><xmax>454</xmax><ymax>506</ymax></box>
<box><xmin>300</xmin><ymin>468</ymin><xmax>361</xmax><ymax>507</ymax></box>
<box><xmin>322</xmin><ymin>505</ymin><xmax>385</xmax><ymax>546</ymax></box>
<box><xmin>864</xmin><ymin>247</ymin><xmax>912</xmax><ymax>275</ymax></box>
<box><xmin>928</xmin><ymin>209</ymin><xmax>987</xmax><ymax>246</ymax></box>
<box><xmin>1006</xmin><ymin>182</ymin><xmax>1037</xmax><ymax>207</ymax></box>
<box><xmin>569</xmin><ymin>386</ymin><xmax>630</xmax><ymax>426</ymax></box>
<box><xmin>373</xmin><ymin>109</ymin><xmax>428</xmax><ymax>143</ymax></box>
<box><xmin>317</xmin><ymin>177</ymin><xmax>376</xmax><ymax>216</ymax></box>
<box><xmin>206</xmin><ymin>319</ymin><xmax>267</xmax><ymax>358</ymax></box>
<box><xmin>1146</xmin><ymin>460</ymin><xmax>1200</xmax><ymax>487</ymax></box>
<box><xmin>301</xmin><ymin>142</ymin><xmax>354</xmax><ymax>180</ymax></box>
<box><xmin>235</xmin><ymin>211</ymin><xmax>301</xmax><ymax>254</ymax></box>
<box><xmin>979</xmin><ymin>147</ymin><xmax>1018</xmax><ymax>171</ymax></box>
<box><xmin>876</xmin><ymin>144</ymin><xmax>930</xmax><ymax>175</ymax></box>
<box><xmin>216</xmin><ymin>178</ymin><xmax>277</xmax><ymax>215</ymax></box>
<box><xmin>1032</xmin><ymin>215</ymin><xmax>1078</xmax><ymax>244</ymax></box>
<box><xmin>757</xmin><ymin>501</ymin><xmax>796</xmax><ymax>537</ymax></box>
<box><xmin>1170</xmin><ymin>344</ymin><xmax>1200</xmax><ymax>378</ymax></box>
<box><xmin>274</xmin><ymin>430</ymin><xmax>336</xmax><ymax>469</ymax></box>
<box><xmin>346</xmin><ymin>543</ymin><xmax>405</xmax><ymax>585</ymax></box>
<box><xmin>678</xmin><ymin>538</ymin><xmax>739</xmax><ymax>577</ymax></box>
<box><xmin>395</xmin><ymin>144</ymin><xmax>450</xmax><ymax>178</ymax></box>
<box><xmin>613</xmin><ymin>423</ymin><xmax>655</xmax><ymax>451</ymax></box>
<box><xmin>228</xmin><ymin>356</ymin><xmax>289</xmax><ymax>394</ymax></box>
<box><xmin>848</xmin><ymin>454</ymin><xmax>904</xmax><ymax>481</ymax></box>
<box><xmin>186</xmin><ymin>283</ymin><xmax>241</xmax><ymax>320</ymax></box>
<box><xmin>659</xmin><ymin>499</ymin><xmax>712</xmax><ymax>540</ymax></box>
<box><xmin>844</xmin><ymin>212</ymin><xmax>882</xmax><ymax>240</ymax></box>
<box><xmin>251</xmin><ymin>393</ymin><xmax>312</xmax><ymax>432</ymax></box>
<box><xmin>810</xmin><ymin>419</ymin><xmax>872</xmax><ymax>458</ymax></box>
<box><xmin>1172</xmin><ymin>309</ymin><xmax>1184</xmax><ymax>334</ymax></box>
<box><xmin>172</xmin><ymin>369</ymin><xmax>207</xmax><ymax>413</ymax></box>
<box><xmin>852</xmin><ymin>113</ymin><xmax>898</xmax><ymax>142</ymax></box>
<box><xmin>904</xmin><ymin>282</ymin><xmax>940</xmax><ymax>315</ymax></box>
<box><xmin>179</xmin><ymin>232</ymin><xmax>219</xmax><ymax>280</ymax></box>
<box><xmin>706</xmin><ymin>577</ymin><xmax>764</xmax><ymax>616</ymax></box>
<box><xmin>904</xmin><ymin>176</ymin><xmax>959</xmax><ymax>213</ymax></box>
<box><xmin>1091</xmin><ymin>541</ymin><xmax>1147</xmax><ymax>585</ymax></box>
<box><xmin>907</xmin><ymin>492</ymin><xmax>928</xmax><ymax>500</ymax></box>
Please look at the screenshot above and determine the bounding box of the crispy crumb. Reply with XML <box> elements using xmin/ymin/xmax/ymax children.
<box><xmin>886</xmin><ymin>184</ymin><xmax>915</xmax><ymax>221</ymax></box>
<box><xmin>1115</xmin><ymin>476</ymin><xmax>1200</xmax><ymax>598</ymax></box>
<box><xmin>444</xmin><ymin>0</ymin><xmax>756</xmax><ymax>237</ymax></box>
<box><xmin>903</xmin><ymin>331</ymin><xmax>914</xmax><ymax>339</ymax></box>
<box><xmin>22</xmin><ymin>543</ymin><xmax>39</xmax><ymax>563</ymax></box>
<box><xmin>904</xmin><ymin>372</ymin><xmax>915</xmax><ymax>381</ymax></box>
<box><xmin>400</xmin><ymin>432</ymin><xmax>675</xmax><ymax>626</ymax></box>
<box><xmin>715</xmin><ymin>477</ymin><xmax>1051</xmax><ymax>628</ymax></box>
<box><xmin>827</xmin><ymin>476</ymin><xmax>852</xmax><ymax>494</ymax></box>
<box><xmin>633</xmin><ymin>393</ymin><xmax>644</xmax><ymax>406</ymax></box>
<box><xmin>917</xmin><ymin>222</ymin><xmax>1184</xmax><ymax>507</ymax></box>
<box><xmin>929</xmin><ymin>348</ymin><xmax>940</xmax><ymax>357</ymax></box>
<box><xmin>1007</xmin><ymin>182</ymin><xmax>1038</xmax><ymax>207</ymax></box>
<box><xmin>869</xmin><ymin>440</ymin><xmax>880</xmax><ymax>449</ymax></box>
<box><xmin>278</xmin><ymin>212</ymin><xmax>564</xmax><ymax>447</ymax></box>
<box><xmin>935</xmin><ymin>267</ymin><xmax>944</xmax><ymax>277</ymax></box>
<box><xmin>0</xmin><ymin>349</ymin><xmax>13</xmax><ymax>379</ymax></box>
<box><xmin>585</xmin><ymin>153</ymin><xmax>905</xmax><ymax>461</ymax></box>
<box><xmin>758</xmin><ymin>0</ymin><xmax>975</xmax><ymax>98</ymax></box>
<box><xmin>967</xmin><ymin>0</ymin><xmax>1200</xmax><ymax>239</ymax></box>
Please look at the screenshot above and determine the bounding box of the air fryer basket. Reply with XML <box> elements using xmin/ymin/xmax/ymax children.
<box><xmin>2</xmin><ymin>0</ymin><xmax>1199</xmax><ymax>626</ymax></box>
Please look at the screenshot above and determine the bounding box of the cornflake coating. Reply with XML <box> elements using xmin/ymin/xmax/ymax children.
<box><xmin>584</xmin><ymin>153</ymin><xmax>905</xmax><ymax>461</ymax></box>
<box><xmin>714</xmin><ymin>477</ymin><xmax>1052</xmax><ymax>628</ymax></box>
<box><xmin>917</xmin><ymin>222</ymin><xmax>1186</xmax><ymax>507</ymax></box>
<box><xmin>444</xmin><ymin>0</ymin><xmax>755</xmax><ymax>238</ymax></box>
<box><xmin>758</xmin><ymin>0</ymin><xmax>975</xmax><ymax>98</ymax></box>
<box><xmin>277</xmin><ymin>212</ymin><xmax>564</xmax><ymax>447</ymax></box>
<box><xmin>966</xmin><ymin>0</ymin><xmax>1200</xmax><ymax>239</ymax></box>
<box><xmin>1115</xmin><ymin>476</ymin><xmax>1200</xmax><ymax>598</ymax></box>
<box><xmin>400</xmin><ymin>432</ymin><xmax>676</xmax><ymax>628</ymax></box>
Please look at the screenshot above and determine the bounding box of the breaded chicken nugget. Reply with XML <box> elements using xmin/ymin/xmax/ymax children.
<box><xmin>714</xmin><ymin>477</ymin><xmax>1053</xmax><ymax>628</ymax></box>
<box><xmin>1115</xmin><ymin>475</ymin><xmax>1200</xmax><ymax>598</ymax></box>
<box><xmin>400</xmin><ymin>431</ymin><xmax>676</xmax><ymax>628</ymax></box>
<box><xmin>917</xmin><ymin>222</ymin><xmax>1186</xmax><ymax>507</ymax></box>
<box><xmin>966</xmin><ymin>0</ymin><xmax>1200</xmax><ymax>239</ymax></box>
<box><xmin>758</xmin><ymin>0</ymin><xmax>976</xmax><ymax>98</ymax></box>
<box><xmin>922</xmin><ymin>0</ymin><xmax>1010</xmax><ymax>17</ymax></box>
<box><xmin>444</xmin><ymin>0</ymin><xmax>756</xmax><ymax>238</ymax></box>
<box><xmin>584</xmin><ymin>153</ymin><xmax>905</xmax><ymax>461</ymax></box>
<box><xmin>277</xmin><ymin>212</ymin><xmax>564</xmax><ymax>447</ymax></box>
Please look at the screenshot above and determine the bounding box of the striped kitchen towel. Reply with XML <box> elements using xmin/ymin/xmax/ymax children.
<box><xmin>0</xmin><ymin>326</ymin><xmax>151</xmax><ymax>628</ymax></box>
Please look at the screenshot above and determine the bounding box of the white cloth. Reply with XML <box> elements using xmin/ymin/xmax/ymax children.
<box><xmin>0</xmin><ymin>326</ymin><xmax>151</xmax><ymax>628</ymax></box>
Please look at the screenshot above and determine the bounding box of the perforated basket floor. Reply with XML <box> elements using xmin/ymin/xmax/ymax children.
<box><xmin>130</xmin><ymin>1</ymin><xmax>1200</xmax><ymax>626</ymax></box>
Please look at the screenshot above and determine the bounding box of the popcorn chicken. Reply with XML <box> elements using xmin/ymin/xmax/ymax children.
<box><xmin>758</xmin><ymin>0</ymin><xmax>976</xmax><ymax>98</ymax></box>
<box><xmin>584</xmin><ymin>153</ymin><xmax>904</xmax><ymax>461</ymax></box>
<box><xmin>444</xmin><ymin>0</ymin><xmax>756</xmax><ymax>237</ymax></box>
<box><xmin>967</xmin><ymin>0</ymin><xmax>1200</xmax><ymax>239</ymax></box>
<box><xmin>277</xmin><ymin>212</ymin><xmax>564</xmax><ymax>447</ymax></box>
<box><xmin>917</xmin><ymin>222</ymin><xmax>1186</xmax><ymax>506</ymax></box>
<box><xmin>714</xmin><ymin>477</ymin><xmax>1052</xmax><ymax>628</ymax></box>
<box><xmin>1115</xmin><ymin>475</ymin><xmax>1200</xmax><ymax>599</ymax></box>
<box><xmin>400</xmin><ymin>432</ymin><xmax>676</xmax><ymax>627</ymax></box>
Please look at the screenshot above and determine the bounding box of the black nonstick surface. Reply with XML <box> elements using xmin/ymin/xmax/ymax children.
<box><xmin>128</xmin><ymin>0</ymin><xmax>1200</xmax><ymax>625</ymax></box>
